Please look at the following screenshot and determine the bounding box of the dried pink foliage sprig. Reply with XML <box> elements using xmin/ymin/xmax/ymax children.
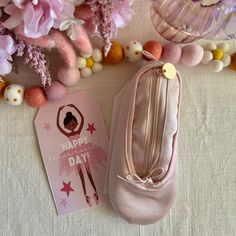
<box><xmin>15</xmin><ymin>39</ymin><xmax>51</xmax><ymax>86</ymax></box>
<box><xmin>86</xmin><ymin>0</ymin><xmax>133</xmax><ymax>56</ymax></box>
<box><xmin>23</xmin><ymin>44</ymin><xmax>52</xmax><ymax>86</ymax></box>
<box><xmin>86</xmin><ymin>0</ymin><xmax>114</xmax><ymax>55</ymax></box>
<box><xmin>0</xmin><ymin>26</ymin><xmax>52</xmax><ymax>86</ymax></box>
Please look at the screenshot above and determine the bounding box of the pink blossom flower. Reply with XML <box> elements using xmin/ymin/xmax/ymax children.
<box><xmin>0</xmin><ymin>35</ymin><xmax>16</xmax><ymax>75</ymax></box>
<box><xmin>3</xmin><ymin>0</ymin><xmax>75</xmax><ymax>38</ymax></box>
<box><xmin>112</xmin><ymin>0</ymin><xmax>134</xmax><ymax>37</ymax></box>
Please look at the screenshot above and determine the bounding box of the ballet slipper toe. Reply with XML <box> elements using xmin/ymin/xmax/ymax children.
<box><xmin>110</xmin><ymin>177</ymin><xmax>177</xmax><ymax>224</ymax></box>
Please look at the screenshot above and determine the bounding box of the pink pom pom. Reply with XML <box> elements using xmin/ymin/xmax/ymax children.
<box><xmin>161</xmin><ymin>44</ymin><xmax>182</xmax><ymax>64</ymax></box>
<box><xmin>58</xmin><ymin>67</ymin><xmax>80</xmax><ymax>87</ymax></box>
<box><xmin>181</xmin><ymin>44</ymin><xmax>204</xmax><ymax>67</ymax></box>
<box><xmin>24</xmin><ymin>86</ymin><xmax>47</xmax><ymax>108</ymax></box>
<box><xmin>143</xmin><ymin>40</ymin><xmax>162</xmax><ymax>61</ymax></box>
<box><xmin>45</xmin><ymin>81</ymin><xmax>67</xmax><ymax>102</ymax></box>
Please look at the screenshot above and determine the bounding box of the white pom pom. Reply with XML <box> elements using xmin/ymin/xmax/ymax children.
<box><xmin>124</xmin><ymin>41</ymin><xmax>143</xmax><ymax>63</ymax></box>
<box><xmin>4</xmin><ymin>84</ymin><xmax>25</xmax><ymax>106</ymax></box>
<box><xmin>92</xmin><ymin>49</ymin><xmax>103</xmax><ymax>62</ymax></box>
<box><xmin>208</xmin><ymin>60</ymin><xmax>224</xmax><ymax>72</ymax></box>
<box><xmin>80</xmin><ymin>52</ymin><xmax>92</xmax><ymax>59</ymax></box>
<box><xmin>81</xmin><ymin>67</ymin><xmax>92</xmax><ymax>78</ymax></box>
<box><xmin>217</xmin><ymin>42</ymin><xmax>229</xmax><ymax>52</ymax></box>
<box><xmin>76</xmin><ymin>57</ymin><xmax>86</xmax><ymax>69</ymax></box>
<box><xmin>92</xmin><ymin>63</ymin><xmax>103</xmax><ymax>73</ymax></box>
<box><xmin>201</xmin><ymin>51</ymin><xmax>213</xmax><ymax>64</ymax></box>
<box><xmin>204</xmin><ymin>42</ymin><xmax>217</xmax><ymax>51</ymax></box>
<box><xmin>221</xmin><ymin>53</ymin><xmax>231</xmax><ymax>67</ymax></box>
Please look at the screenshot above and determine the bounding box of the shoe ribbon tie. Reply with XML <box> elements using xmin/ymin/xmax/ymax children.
<box><xmin>117</xmin><ymin>154</ymin><xmax>165</xmax><ymax>187</ymax></box>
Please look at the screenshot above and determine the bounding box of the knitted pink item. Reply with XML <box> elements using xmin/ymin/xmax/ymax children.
<box><xmin>58</xmin><ymin>67</ymin><xmax>80</xmax><ymax>87</ymax></box>
<box><xmin>18</xmin><ymin>30</ymin><xmax>81</xmax><ymax>86</ymax></box>
<box><xmin>18</xmin><ymin>31</ymin><xmax>76</xmax><ymax>67</ymax></box>
<box><xmin>71</xmin><ymin>24</ymin><xmax>93</xmax><ymax>55</ymax></box>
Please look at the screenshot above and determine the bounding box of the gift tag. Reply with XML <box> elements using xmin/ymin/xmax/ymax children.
<box><xmin>35</xmin><ymin>91</ymin><xmax>109</xmax><ymax>215</ymax></box>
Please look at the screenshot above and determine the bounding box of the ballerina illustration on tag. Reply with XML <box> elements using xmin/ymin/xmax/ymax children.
<box><xmin>35</xmin><ymin>91</ymin><xmax>109</xmax><ymax>215</ymax></box>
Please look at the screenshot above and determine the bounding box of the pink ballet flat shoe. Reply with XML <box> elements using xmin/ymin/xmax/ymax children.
<box><xmin>85</xmin><ymin>195</ymin><xmax>92</xmax><ymax>207</ymax></box>
<box><xmin>93</xmin><ymin>192</ymin><xmax>99</xmax><ymax>205</ymax></box>
<box><xmin>106</xmin><ymin>61</ymin><xmax>182</xmax><ymax>225</ymax></box>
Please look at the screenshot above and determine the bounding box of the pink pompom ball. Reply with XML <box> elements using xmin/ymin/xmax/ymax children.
<box><xmin>45</xmin><ymin>81</ymin><xmax>67</xmax><ymax>102</ymax></box>
<box><xmin>181</xmin><ymin>44</ymin><xmax>204</xmax><ymax>67</ymax></box>
<box><xmin>161</xmin><ymin>44</ymin><xmax>182</xmax><ymax>64</ymax></box>
<box><xmin>24</xmin><ymin>86</ymin><xmax>47</xmax><ymax>108</ymax></box>
<box><xmin>58</xmin><ymin>67</ymin><xmax>80</xmax><ymax>87</ymax></box>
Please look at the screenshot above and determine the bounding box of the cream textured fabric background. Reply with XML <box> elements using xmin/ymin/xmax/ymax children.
<box><xmin>0</xmin><ymin>1</ymin><xmax>236</xmax><ymax>235</ymax></box>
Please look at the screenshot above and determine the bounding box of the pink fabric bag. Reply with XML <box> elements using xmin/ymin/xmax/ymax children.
<box><xmin>105</xmin><ymin>61</ymin><xmax>182</xmax><ymax>224</ymax></box>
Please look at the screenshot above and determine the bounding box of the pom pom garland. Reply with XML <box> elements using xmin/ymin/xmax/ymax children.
<box><xmin>2</xmin><ymin>39</ymin><xmax>234</xmax><ymax>109</ymax></box>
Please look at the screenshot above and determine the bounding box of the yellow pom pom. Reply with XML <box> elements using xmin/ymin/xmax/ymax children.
<box><xmin>104</xmin><ymin>41</ymin><xmax>124</xmax><ymax>64</ymax></box>
<box><xmin>212</xmin><ymin>49</ymin><xmax>224</xmax><ymax>60</ymax></box>
<box><xmin>86</xmin><ymin>57</ymin><xmax>95</xmax><ymax>68</ymax></box>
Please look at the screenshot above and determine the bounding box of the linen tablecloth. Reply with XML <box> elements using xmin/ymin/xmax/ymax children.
<box><xmin>0</xmin><ymin>1</ymin><xmax>235</xmax><ymax>235</ymax></box>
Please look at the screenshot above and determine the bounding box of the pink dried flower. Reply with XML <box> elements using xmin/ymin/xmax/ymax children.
<box><xmin>23</xmin><ymin>44</ymin><xmax>51</xmax><ymax>86</ymax></box>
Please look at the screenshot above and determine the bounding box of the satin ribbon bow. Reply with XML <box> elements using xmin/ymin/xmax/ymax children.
<box><xmin>60</xmin><ymin>18</ymin><xmax>85</xmax><ymax>41</ymax></box>
<box><xmin>117</xmin><ymin>154</ymin><xmax>165</xmax><ymax>188</ymax></box>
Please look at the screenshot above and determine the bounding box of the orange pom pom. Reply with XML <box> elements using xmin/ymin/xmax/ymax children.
<box><xmin>229</xmin><ymin>52</ymin><xmax>236</xmax><ymax>71</ymax></box>
<box><xmin>0</xmin><ymin>78</ymin><xmax>8</xmax><ymax>98</ymax></box>
<box><xmin>143</xmin><ymin>40</ymin><xmax>162</xmax><ymax>61</ymax></box>
<box><xmin>24</xmin><ymin>86</ymin><xmax>47</xmax><ymax>108</ymax></box>
<box><xmin>104</xmin><ymin>41</ymin><xmax>124</xmax><ymax>64</ymax></box>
